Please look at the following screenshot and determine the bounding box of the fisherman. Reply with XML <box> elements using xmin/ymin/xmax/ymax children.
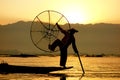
<box><xmin>49</xmin><ymin>23</ymin><xmax>78</xmax><ymax>68</ymax></box>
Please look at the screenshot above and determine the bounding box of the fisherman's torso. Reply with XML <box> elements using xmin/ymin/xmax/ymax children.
<box><xmin>61</xmin><ymin>32</ymin><xmax>75</xmax><ymax>48</ymax></box>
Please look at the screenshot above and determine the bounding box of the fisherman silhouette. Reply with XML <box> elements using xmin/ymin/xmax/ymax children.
<box><xmin>49</xmin><ymin>23</ymin><xmax>78</xmax><ymax>68</ymax></box>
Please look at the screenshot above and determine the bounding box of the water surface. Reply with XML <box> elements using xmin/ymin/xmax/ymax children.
<box><xmin>0</xmin><ymin>56</ymin><xmax>120</xmax><ymax>80</ymax></box>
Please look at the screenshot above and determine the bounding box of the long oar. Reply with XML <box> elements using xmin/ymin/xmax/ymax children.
<box><xmin>77</xmin><ymin>52</ymin><xmax>85</xmax><ymax>74</ymax></box>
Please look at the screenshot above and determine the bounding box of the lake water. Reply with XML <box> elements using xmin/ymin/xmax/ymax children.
<box><xmin>0</xmin><ymin>56</ymin><xmax>120</xmax><ymax>80</ymax></box>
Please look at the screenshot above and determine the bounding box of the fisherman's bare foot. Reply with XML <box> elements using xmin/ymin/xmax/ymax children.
<box><xmin>61</xmin><ymin>66</ymin><xmax>66</xmax><ymax>69</ymax></box>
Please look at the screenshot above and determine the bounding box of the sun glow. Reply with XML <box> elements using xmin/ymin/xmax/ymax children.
<box><xmin>62</xmin><ymin>7</ymin><xmax>89</xmax><ymax>24</ymax></box>
<box><xmin>0</xmin><ymin>0</ymin><xmax>120</xmax><ymax>25</ymax></box>
<box><xmin>65</xmin><ymin>12</ymin><xmax>87</xmax><ymax>24</ymax></box>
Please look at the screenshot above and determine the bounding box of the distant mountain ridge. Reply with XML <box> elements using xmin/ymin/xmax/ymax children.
<box><xmin>0</xmin><ymin>21</ymin><xmax>120</xmax><ymax>56</ymax></box>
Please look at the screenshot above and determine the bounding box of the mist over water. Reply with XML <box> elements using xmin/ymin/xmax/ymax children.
<box><xmin>0</xmin><ymin>56</ymin><xmax>120</xmax><ymax>80</ymax></box>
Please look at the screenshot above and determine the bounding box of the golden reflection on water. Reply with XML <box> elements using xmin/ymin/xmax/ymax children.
<box><xmin>0</xmin><ymin>56</ymin><xmax>120</xmax><ymax>80</ymax></box>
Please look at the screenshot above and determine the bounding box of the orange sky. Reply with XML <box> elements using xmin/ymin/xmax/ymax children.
<box><xmin>0</xmin><ymin>0</ymin><xmax>120</xmax><ymax>25</ymax></box>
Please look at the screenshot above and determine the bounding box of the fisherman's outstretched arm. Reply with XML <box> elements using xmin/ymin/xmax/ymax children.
<box><xmin>56</xmin><ymin>23</ymin><xmax>66</xmax><ymax>33</ymax></box>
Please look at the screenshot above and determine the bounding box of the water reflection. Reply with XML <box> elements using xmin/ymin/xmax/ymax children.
<box><xmin>79</xmin><ymin>73</ymin><xmax>84</xmax><ymax>80</ymax></box>
<box><xmin>59</xmin><ymin>73</ymin><xmax>84</xmax><ymax>80</ymax></box>
<box><xmin>60</xmin><ymin>75</ymin><xmax>66</xmax><ymax>80</ymax></box>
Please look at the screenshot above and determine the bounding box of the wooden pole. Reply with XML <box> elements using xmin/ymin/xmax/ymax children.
<box><xmin>77</xmin><ymin>53</ymin><xmax>85</xmax><ymax>74</ymax></box>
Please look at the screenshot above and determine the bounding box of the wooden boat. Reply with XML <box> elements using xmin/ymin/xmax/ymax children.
<box><xmin>0</xmin><ymin>63</ymin><xmax>73</xmax><ymax>74</ymax></box>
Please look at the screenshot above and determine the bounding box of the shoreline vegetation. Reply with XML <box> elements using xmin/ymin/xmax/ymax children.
<box><xmin>0</xmin><ymin>49</ymin><xmax>119</xmax><ymax>57</ymax></box>
<box><xmin>0</xmin><ymin>53</ymin><xmax>119</xmax><ymax>57</ymax></box>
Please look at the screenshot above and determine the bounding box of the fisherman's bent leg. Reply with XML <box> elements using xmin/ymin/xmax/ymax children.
<box><xmin>49</xmin><ymin>39</ymin><xmax>61</xmax><ymax>51</ymax></box>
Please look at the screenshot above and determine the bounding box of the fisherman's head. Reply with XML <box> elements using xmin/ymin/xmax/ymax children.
<box><xmin>68</xmin><ymin>28</ymin><xmax>78</xmax><ymax>34</ymax></box>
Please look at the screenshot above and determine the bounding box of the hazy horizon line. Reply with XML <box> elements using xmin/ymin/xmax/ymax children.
<box><xmin>0</xmin><ymin>20</ymin><xmax>120</xmax><ymax>26</ymax></box>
